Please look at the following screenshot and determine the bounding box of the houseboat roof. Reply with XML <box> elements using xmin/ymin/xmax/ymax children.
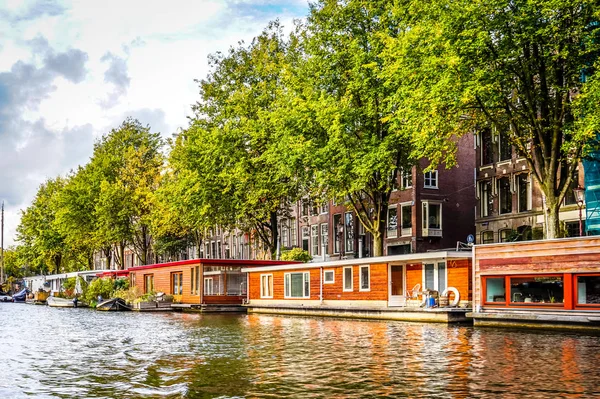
<box><xmin>24</xmin><ymin>269</ymin><xmax>114</xmax><ymax>281</ymax></box>
<box><xmin>241</xmin><ymin>251</ymin><xmax>471</xmax><ymax>273</ymax></box>
<box><xmin>126</xmin><ymin>258</ymin><xmax>298</xmax><ymax>273</ymax></box>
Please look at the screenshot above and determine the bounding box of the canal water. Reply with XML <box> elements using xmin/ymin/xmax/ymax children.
<box><xmin>1</xmin><ymin>304</ymin><xmax>599</xmax><ymax>398</ymax></box>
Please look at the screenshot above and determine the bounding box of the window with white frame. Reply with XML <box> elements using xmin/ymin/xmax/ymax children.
<box><xmin>345</xmin><ymin>212</ymin><xmax>354</xmax><ymax>253</ymax></box>
<box><xmin>281</xmin><ymin>219</ymin><xmax>289</xmax><ymax>248</ymax></box>
<box><xmin>284</xmin><ymin>272</ymin><xmax>310</xmax><ymax>298</ymax></box>
<box><xmin>424</xmin><ymin>170</ymin><xmax>438</xmax><ymax>188</ymax></box>
<box><xmin>423</xmin><ymin>261</ymin><xmax>446</xmax><ymax>292</ymax></box>
<box><xmin>517</xmin><ymin>174</ymin><xmax>531</xmax><ymax>212</ymax></box>
<box><xmin>319</xmin><ymin>202</ymin><xmax>329</xmax><ymax>214</ymax></box>
<box><xmin>320</xmin><ymin>223</ymin><xmax>328</xmax><ymax>253</ymax></box>
<box><xmin>324</xmin><ymin>269</ymin><xmax>335</xmax><ymax>284</ymax></box>
<box><xmin>387</xmin><ymin>206</ymin><xmax>398</xmax><ymax>238</ymax></box>
<box><xmin>359</xmin><ymin>265</ymin><xmax>370</xmax><ymax>291</ymax></box>
<box><xmin>498</xmin><ymin>176</ymin><xmax>512</xmax><ymax>214</ymax></box>
<box><xmin>260</xmin><ymin>274</ymin><xmax>273</xmax><ymax>298</ymax></box>
<box><xmin>333</xmin><ymin>214</ymin><xmax>342</xmax><ymax>254</ymax></box>
<box><xmin>290</xmin><ymin>218</ymin><xmax>297</xmax><ymax>247</ymax></box>
<box><xmin>343</xmin><ymin>266</ymin><xmax>353</xmax><ymax>291</ymax></box>
<box><xmin>422</xmin><ymin>201</ymin><xmax>442</xmax><ymax>230</ymax></box>
<box><xmin>402</xmin><ymin>169</ymin><xmax>412</xmax><ymax>189</ymax></box>
<box><xmin>311</xmin><ymin>225</ymin><xmax>319</xmax><ymax>256</ymax></box>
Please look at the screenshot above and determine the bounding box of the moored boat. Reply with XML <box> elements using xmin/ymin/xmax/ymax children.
<box><xmin>47</xmin><ymin>296</ymin><xmax>86</xmax><ymax>308</ymax></box>
<box><xmin>96</xmin><ymin>297</ymin><xmax>132</xmax><ymax>311</ymax></box>
<box><xmin>12</xmin><ymin>288</ymin><xmax>28</xmax><ymax>303</ymax></box>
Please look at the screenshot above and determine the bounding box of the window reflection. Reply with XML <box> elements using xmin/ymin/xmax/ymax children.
<box><xmin>510</xmin><ymin>276</ymin><xmax>563</xmax><ymax>304</ymax></box>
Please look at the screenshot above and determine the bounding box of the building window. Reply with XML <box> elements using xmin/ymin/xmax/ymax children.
<box><xmin>343</xmin><ymin>266</ymin><xmax>353</xmax><ymax>291</ymax></box>
<box><xmin>423</xmin><ymin>262</ymin><xmax>446</xmax><ymax>292</ymax></box>
<box><xmin>500</xmin><ymin>229</ymin><xmax>514</xmax><ymax>242</ymax></box>
<box><xmin>563</xmin><ymin>177</ymin><xmax>579</xmax><ymax>206</ymax></box>
<box><xmin>323</xmin><ymin>270</ymin><xmax>335</xmax><ymax>284</ymax></box>
<box><xmin>311</xmin><ymin>225</ymin><xmax>319</xmax><ymax>256</ymax></box>
<box><xmin>510</xmin><ymin>276</ymin><xmax>564</xmax><ymax>304</ymax></box>
<box><xmin>481</xmin><ymin>128</ymin><xmax>495</xmax><ymax>165</ymax></box>
<box><xmin>498</xmin><ymin>176</ymin><xmax>512</xmax><ymax>214</ymax></box>
<box><xmin>345</xmin><ymin>212</ymin><xmax>354</xmax><ymax>253</ymax></box>
<box><xmin>320</xmin><ymin>223</ymin><xmax>328</xmax><ymax>254</ymax></box>
<box><xmin>290</xmin><ymin>218</ymin><xmax>297</xmax><ymax>247</ymax></box>
<box><xmin>484</xmin><ymin>277</ymin><xmax>506</xmax><ymax>303</ymax></box>
<box><xmin>217</xmin><ymin>241</ymin><xmax>222</xmax><ymax>259</ymax></box>
<box><xmin>422</xmin><ymin>202</ymin><xmax>442</xmax><ymax>230</ymax></box>
<box><xmin>402</xmin><ymin>169</ymin><xmax>412</xmax><ymax>189</ymax></box>
<box><xmin>333</xmin><ymin>213</ymin><xmax>342</xmax><ymax>254</ymax></box>
<box><xmin>387</xmin><ymin>206</ymin><xmax>398</xmax><ymax>238</ymax></box>
<box><xmin>565</xmin><ymin>221</ymin><xmax>584</xmax><ymax>237</ymax></box>
<box><xmin>424</xmin><ymin>170</ymin><xmax>438</xmax><ymax>188</ymax></box>
<box><xmin>260</xmin><ymin>274</ymin><xmax>273</xmax><ymax>298</ymax></box>
<box><xmin>144</xmin><ymin>274</ymin><xmax>154</xmax><ymax>293</ymax></box>
<box><xmin>401</xmin><ymin>204</ymin><xmax>412</xmax><ymax>235</ymax></box>
<box><xmin>302</xmin><ymin>226</ymin><xmax>310</xmax><ymax>252</ymax></box>
<box><xmin>479</xmin><ymin>180</ymin><xmax>492</xmax><ymax>217</ymax></box>
<box><xmin>576</xmin><ymin>275</ymin><xmax>600</xmax><ymax>305</ymax></box>
<box><xmin>281</xmin><ymin>219</ymin><xmax>289</xmax><ymax>248</ymax></box>
<box><xmin>517</xmin><ymin>174</ymin><xmax>531</xmax><ymax>212</ymax></box>
<box><xmin>319</xmin><ymin>202</ymin><xmax>329</xmax><ymax>214</ymax></box>
<box><xmin>171</xmin><ymin>272</ymin><xmax>183</xmax><ymax>295</ymax></box>
<box><xmin>481</xmin><ymin>231</ymin><xmax>494</xmax><ymax>244</ymax></box>
<box><xmin>499</xmin><ymin>130</ymin><xmax>511</xmax><ymax>161</ymax></box>
<box><xmin>359</xmin><ymin>265</ymin><xmax>370</xmax><ymax>291</ymax></box>
<box><xmin>284</xmin><ymin>272</ymin><xmax>310</xmax><ymax>298</ymax></box>
<box><xmin>301</xmin><ymin>200</ymin><xmax>310</xmax><ymax>216</ymax></box>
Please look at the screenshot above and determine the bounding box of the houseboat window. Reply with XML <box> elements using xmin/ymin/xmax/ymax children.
<box><xmin>324</xmin><ymin>270</ymin><xmax>334</xmax><ymax>284</ymax></box>
<box><xmin>510</xmin><ymin>276</ymin><xmax>563</xmax><ymax>304</ymax></box>
<box><xmin>172</xmin><ymin>272</ymin><xmax>183</xmax><ymax>295</ymax></box>
<box><xmin>498</xmin><ymin>176</ymin><xmax>512</xmax><ymax>214</ymax></box>
<box><xmin>284</xmin><ymin>272</ymin><xmax>310</xmax><ymax>298</ymax></box>
<box><xmin>144</xmin><ymin>274</ymin><xmax>154</xmax><ymax>293</ymax></box>
<box><xmin>359</xmin><ymin>265</ymin><xmax>370</xmax><ymax>291</ymax></box>
<box><xmin>190</xmin><ymin>268</ymin><xmax>195</xmax><ymax>295</ymax></box>
<box><xmin>311</xmin><ymin>225</ymin><xmax>319</xmax><ymax>256</ymax></box>
<box><xmin>195</xmin><ymin>266</ymin><xmax>200</xmax><ymax>295</ymax></box>
<box><xmin>576</xmin><ymin>276</ymin><xmax>600</xmax><ymax>305</ymax></box>
<box><xmin>260</xmin><ymin>274</ymin><xmax>273</xmax><ymax>298</ymax></box>
<box><xmin>204</xmin><ymin>277</ymin><xmax>214</xmax><ymax>295</ymax></box>
<box><xmin>226</xmin><ymin>272</ymin><xmax>245</xmax><ymax>295</ymax></box>
<box><xmin>485</xmin><ymin>277</ymin><xmax>506</xmax><ymax>302</ymax></box>
<box><xmin>343</xmin><ymin>267</ymin><xmax>353</xmax><ymax>291</ymax></box>
<box><xmin>423</xmin><ymin>262</ymin><xmax>446</xmax><ymax>292</ymax></box>
<box><xmin>424</xmin><ymin>170</ymin><xmax>438</xmax><ymax>188</ymax></box>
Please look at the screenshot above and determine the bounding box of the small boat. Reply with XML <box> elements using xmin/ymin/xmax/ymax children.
<box><xmin>47</xmin><ymin>296</ymin><xmax>86</xmax><ymax>308</ymax></box>
<box><xmin>0</xmin><ymin>292</ymin><xmax>12</xmax><ymax>302</ymax></box>
<box><xmin>11</xmin><ymin>288</ymin><xmax>28</xmax><ymax>302</ymax></box>
<box><xmin>96</xmin><ymin>297</ymin><xmax>132</xmax><ymax>311</ymax></box>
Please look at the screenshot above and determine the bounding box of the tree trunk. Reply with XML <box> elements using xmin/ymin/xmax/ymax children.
<box><xmin>372</xmin><ymin>231</ymin><xmax>383</xmax><ymax>257</ymax></box>
<box><xmin>544</xmin><ymin>199</ymin><xmax>561</xmax><ymax>239</ymax></box>
<box><xmin>270</xmin><ymin>210</ymin><xmax>278</xmax><ymax>259</ymax></box>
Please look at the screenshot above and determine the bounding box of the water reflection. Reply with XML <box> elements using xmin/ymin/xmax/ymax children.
<box><xmin>1</xmin><ymin>303</ymin><xmax>600</xmax><ymax>398</ymax></box>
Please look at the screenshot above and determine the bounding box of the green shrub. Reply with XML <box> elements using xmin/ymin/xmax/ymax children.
<box><xmin>83</xmin><ymin>277</ymin><xmax>115</xmax><ymax>305</ymax></box>
<box><xmin>113</xmin><ymin>286</ymin><xmax>143</xmax><ymax>304</ymax></box>
<box><xmin>281</xmin><ymin>248</ymin><xmax>312</xmax><ymax>263</ymax></box>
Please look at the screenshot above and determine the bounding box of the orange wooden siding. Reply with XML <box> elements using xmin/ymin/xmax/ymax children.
<box><xmin>130</xmin><ymin>262</ymin><xmax>202</xmax><ymax>304</ymax></box>
<box><xmin>447</xmin><ymin>259</ymin><xmax>471</xmax><ymax>301</ymax></box>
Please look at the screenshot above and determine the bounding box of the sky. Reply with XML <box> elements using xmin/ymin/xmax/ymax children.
<box><xmin>0</xmin><ymin>0</ymin><xmax>309</xmax><ymax>246</ymax></box>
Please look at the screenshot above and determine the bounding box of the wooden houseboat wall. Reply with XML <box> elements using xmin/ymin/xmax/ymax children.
<box><xmin>471</xmin><ymin>237</ymin><xmax>600</xmax><ymax>329</ymax></box>
<box><xmin>242</xmin><ymin>252</ymin><xmax>472</xmax><ymax>322</ymax></box>
<box><xmin>127</xmin><ymin>259</ymin><xmax>295</xmax><ymax>305</ymax></box>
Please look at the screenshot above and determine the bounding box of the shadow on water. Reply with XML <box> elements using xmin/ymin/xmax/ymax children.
<box><xmin>1</xmin><ymin>304</ymin><xmax>600</xmax><ymax>398</ymax></box>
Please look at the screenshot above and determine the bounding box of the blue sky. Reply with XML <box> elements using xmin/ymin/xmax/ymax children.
<box><xmin>0</xmin><ymin>0</ymin><xmax>309</xmax><ymax>245</ymax></box>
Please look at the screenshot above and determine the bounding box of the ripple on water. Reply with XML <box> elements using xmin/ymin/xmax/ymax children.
<box><xmin>2</xmin><ymin>304</ymin><xmax>600</xmax><ymax>398</ymax></box>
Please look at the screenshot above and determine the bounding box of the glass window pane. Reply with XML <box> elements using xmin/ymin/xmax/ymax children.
<box><xmin>401</xmin><ymin>206</ymin><xmax>412</xmax><ymax>228</ymax></box>
<box><xmin>360</xmin><ymin>267</ymin><xmax>369</xmax><ymax>290</ymax></box>
<box><xmin>510</xmin><ymin>276</ymin><xmax>564</xmax><ymax>304</ymax></box>
<box><xmin>304</xmin><ymin>272</ymin><xmax>310</xmax><ymax>297</ymax></box>
<box><xmin>437</xmin><ymin>262</ymin><xmax>446</xmax><ymax>293</ymax></box>
<box><xmin>486</xmin><ymin>277</ymin><xmax>506</xmax><ymax>302</ymax></box>
<box><xmin>577</xmin><ymin>276</ymin><xmax>600</xmax><ymax>304</ymax></box>
<box><xmin>344</xmin><ymin>267</ymin><xmax>352</xmax><ymax>290</ymax></box>
<box><xmin>428</xmin><ymin>204</ymin><xmax>441</xmax><ymax>229</ymax></box>
<box><xmin>284</xmin><ymin>274</ymin><xmax>290</xmax><ymax>297</ymax></box>
<box><xmin>290</xmin><ymin>273</ymin><xmax>304</xmax><ymax>297</ymax></box>
<box><xmin>424</xmin><ymin>263</ymin><xmax>434</xmax><ymax>290</ymax></box>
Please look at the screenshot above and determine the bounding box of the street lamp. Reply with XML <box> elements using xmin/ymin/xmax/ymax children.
<box><xmin>573</xmin><ymin>187</ymin><xmax>585</xmax><ymax>237</ymax></box>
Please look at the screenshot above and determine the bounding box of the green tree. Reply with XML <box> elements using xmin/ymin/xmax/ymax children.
<box><xmin>91</xmin><ymin>118</ymin><xmax>163</xmax><ymax>266</ymax></box>
<box><xmin>183</xmin><ymin>22</ymin><xmax>304</xmax><ymax>258</ymax></box>
<box><xmin>383</xmin><ymin>0</ymin><xmax>600</xmax><ymax>238</ymax></box>
<box><xmin>290</xmin><ymin>0</ymin><xmax>413</xmax><ymax>256</ymax></box>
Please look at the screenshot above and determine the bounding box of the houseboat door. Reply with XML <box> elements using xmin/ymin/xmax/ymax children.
<box><xmin>388</xmin><ymin>264</ymin><xmax>406</xmax><ymax>307</ymax></box>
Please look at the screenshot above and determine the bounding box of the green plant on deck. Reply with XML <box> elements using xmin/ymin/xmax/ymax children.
<box><xmin>281</xmin><ymin>248</ymin><xmax>312</xmax><ymax>263</ymax></box>
<box><xmin>113</xmin><ymin>286</ymin><xmax>143</xmax><ymax>304</ymax></box>
<box><xmin>82</xmin><ymin>277</ymin><xmax>116</xmax><ymax>305</ymax></box>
